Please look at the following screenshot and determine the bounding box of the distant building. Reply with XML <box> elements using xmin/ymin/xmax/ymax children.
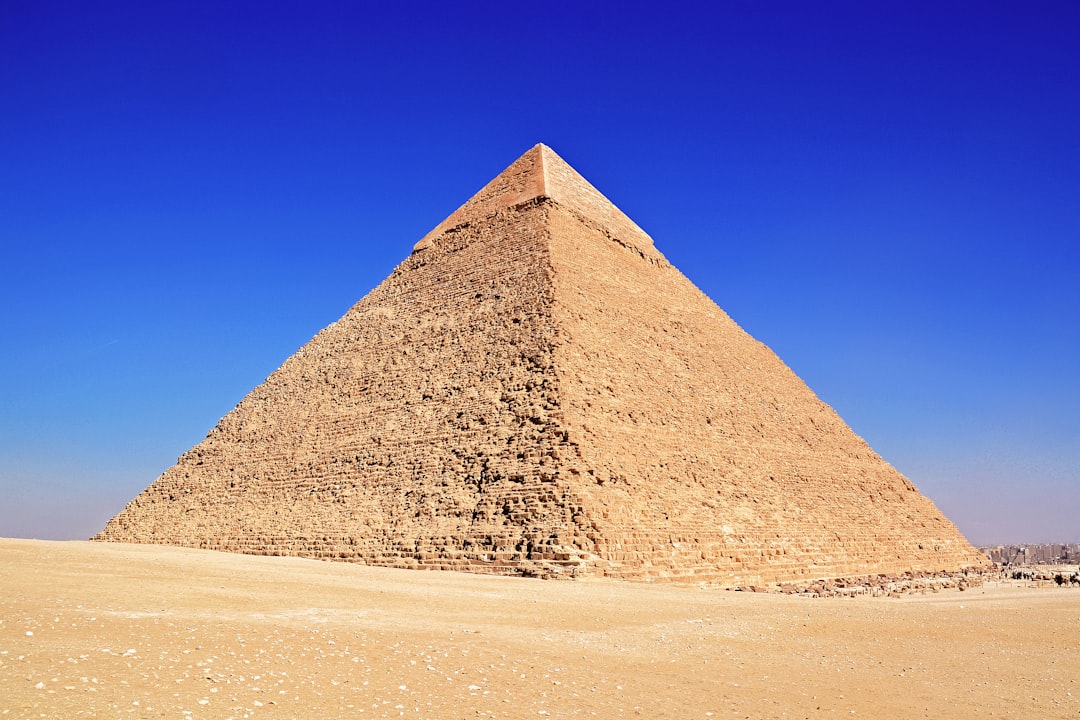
<box><xmin>981</xmin><ymin>543</ymin><xmax>1080</xmax><ymax>565</ymax></box>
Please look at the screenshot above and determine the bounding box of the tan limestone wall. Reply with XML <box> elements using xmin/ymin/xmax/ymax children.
<box><xmin>544</xmin><ymin>200</ymin><xmax>986</xmax><ymax>585</ymax></box>
<box><xmin>95</xmin><ymin>144</ymin><xmax>987</xmax><ymax>585</ymax></box>
<box><xmin>97</xmin><ymin>201</ymin><xmax>595</xmax><ymax>573</ymax></box>
<box><xmin>97</xmin><ymin>194</ymin><xmax>985</xmax><ymax>584</ymax></box>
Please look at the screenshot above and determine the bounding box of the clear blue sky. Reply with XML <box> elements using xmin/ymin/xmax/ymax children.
<box><xmin>2</xmin><ymin>1</ymin><xmax>1077</xmax><ymax>546</ymax></box>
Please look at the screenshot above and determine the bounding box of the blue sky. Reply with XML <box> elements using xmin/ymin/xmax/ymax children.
<box><xmin>2</xmin><ymin>1</ymin><xmax>1077</xmax><ymax>545</ymax></box>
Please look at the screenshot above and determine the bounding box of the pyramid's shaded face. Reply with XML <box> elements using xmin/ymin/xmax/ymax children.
<box><xmin>95</xmin><ymin>144</ymin><xmax>988</xmax><ymax>585</ymax></box>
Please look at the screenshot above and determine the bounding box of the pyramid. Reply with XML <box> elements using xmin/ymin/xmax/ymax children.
<box><xmin>95</xmin><ymin>144</ymin><xmax>988</xmax><ymax>585</ymax></box>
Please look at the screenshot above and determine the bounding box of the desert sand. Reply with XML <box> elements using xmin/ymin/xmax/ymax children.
<box><xmin>1</xmin><ymin>538</ymin><xmax>1076</xmax><ymax>719</ymax></box>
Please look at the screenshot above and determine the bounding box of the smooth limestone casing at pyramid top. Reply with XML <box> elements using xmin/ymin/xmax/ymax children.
<box><xmin>95</xmin><ymin>144</ymin><xmax>989</xmax><ymax>586</ymax></box>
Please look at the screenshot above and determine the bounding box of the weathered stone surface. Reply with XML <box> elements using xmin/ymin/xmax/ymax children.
<box><xmin>94</xmin><ymin>144</ymin><xmax>989</xmax><ymax>585</ymax></box>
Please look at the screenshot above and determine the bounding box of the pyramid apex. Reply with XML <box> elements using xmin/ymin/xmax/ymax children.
<box><xmin>414</xmin><ymin>144</ymin><xmax>656</xmax><ymax>257</ymax></box>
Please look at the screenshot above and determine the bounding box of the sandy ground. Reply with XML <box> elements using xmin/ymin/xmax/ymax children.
<box><xmin>1</xmin><ymin>539</ymin><xmax>1077</xmax><ymax>719</ymax></box>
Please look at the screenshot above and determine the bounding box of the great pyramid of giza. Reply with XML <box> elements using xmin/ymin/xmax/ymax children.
<box><xmin>95</xmin><ymin>144</ymin><xmax>988</xmax><ymax>586</ymax></box>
